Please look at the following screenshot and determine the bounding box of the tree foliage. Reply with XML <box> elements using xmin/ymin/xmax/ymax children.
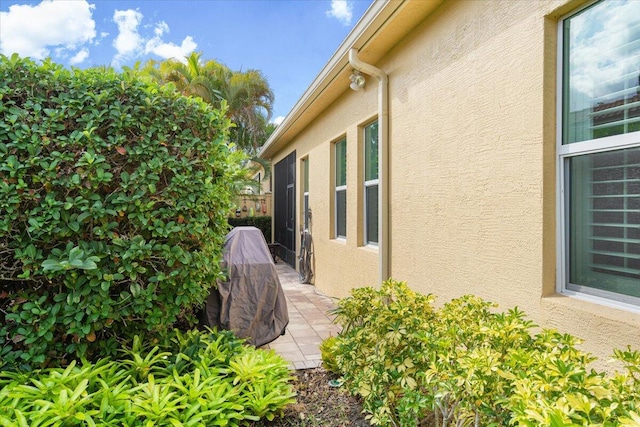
<box><xmin>0</xmin><ymin>54</ymin><xmax>236</xmax><ymax>368</ymax></box>
<box><xmin>139</xmin><ymin>52</ymin><xmax>275</xmax><ymax>155</ymax></box>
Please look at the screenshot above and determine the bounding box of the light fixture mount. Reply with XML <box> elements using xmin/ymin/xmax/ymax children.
<box><xmin>350</xmin><ymin>70</ymin><xmax>366</xmax><ymax>91</ymax></box>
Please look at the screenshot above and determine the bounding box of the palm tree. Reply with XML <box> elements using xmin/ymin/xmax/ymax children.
<box><xmin>222</xmin><ymin>69</ymin><xmax>274</xmax><ymax>155</ymax></box>
<box><xmin>140</xmin><ymin>52</ymin><xmax>223</xmax><ymax>105</ymax></box>
<box><xmin>140</xmin><ymin>52</ymin><xmax>274</xmax><ymax>155</ymax></box>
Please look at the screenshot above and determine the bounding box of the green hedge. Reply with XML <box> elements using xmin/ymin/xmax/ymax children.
<box><xmin>0</xmin><ymin>54</ymin><xmax>235</xmax><ymax>369</ymax></box>
<box><xmin>228</xmin><ymin>216</ymin><xmax>272</xmax><ymax>243</ymax></box>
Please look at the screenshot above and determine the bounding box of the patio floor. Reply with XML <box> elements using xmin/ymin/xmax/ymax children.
<box><xmin>261</xmin><ymin>262</ymin><xmax>342</xmax><ymax>370</ymax></box>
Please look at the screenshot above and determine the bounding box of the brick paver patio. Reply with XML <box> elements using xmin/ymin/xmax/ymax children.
<box><xmin>261</xmin><ymin>263</ymin><xmax>341</xmax><ymax>370</ymax></box>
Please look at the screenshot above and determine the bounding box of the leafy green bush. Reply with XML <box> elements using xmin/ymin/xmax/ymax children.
<box><xmin>330</xmin><ymin>280</ymin><xmax>436</xmax><ymax>426</ymax></box>
<box><xmin>228</xmin><ymin>216</ymin><xmax>272</xmax><ymax>243</ymax></box>
<box><xmin>328</xmin><ymin>281</ymin><xmax>640</xmax><ymax>426</ymax></box>
<box><xmin>0</xmin><ymin>329</ymin><xmax>295</xmax><ymax>426</ymax></box>
<box><xmin>0</xmin><ymin>54</ymin><xmax>235</xmax><ymax>368</ymax></box>
<box><xmin>319</xmin><ymin>335</ymin><xmax>340</xmax><ymax>374</ymax></box>
<box><xmin>506</xmin><ymin>345</ymin><xmax>640</xmax><ymax>426</ymax></box>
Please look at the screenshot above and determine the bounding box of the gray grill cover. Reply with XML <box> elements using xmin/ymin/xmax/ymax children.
<box><xmin>204</xmin><ymin>226</ymin><xmax>289</xmax><ymax>347</ymax></box>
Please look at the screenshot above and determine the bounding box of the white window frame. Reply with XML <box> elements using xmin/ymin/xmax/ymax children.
<box><xmin>335</xmin><ymin>138</ymin><xmax>347</xmax><ymax>239</ymax></box>
<box><xmin>302</xmin><ymin>157</ymin><xmax>310</xmax><ymax>231</ymax></box>
<box><xmin>363</xmin><ymin>120</ymin><xmax>379</xmax><ymax>246</ymax></box>
<box><xmin>364</xmin><ymin>180</ymin><xmax>379</xmax><ymax>245</ymax></box>
<box><xmin>556</xmin><ymin>0</ymin><xmax>640</xmax><ymax>310</ymax></box>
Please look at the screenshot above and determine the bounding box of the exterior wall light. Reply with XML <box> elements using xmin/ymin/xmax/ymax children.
<box><xmin>350</xmin><ymin>70</ymin><xmax>366</xmax><ymax>91</ymax></box>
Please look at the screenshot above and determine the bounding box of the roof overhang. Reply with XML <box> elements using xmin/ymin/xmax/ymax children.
<box><xmin>259</xmin><ymin>0</ymin><xmax>444</xmax><ymax>160</ymax></box>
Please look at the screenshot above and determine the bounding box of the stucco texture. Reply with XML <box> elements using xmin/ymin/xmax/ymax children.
<box><xmin>266</xmin><ymin>0</ymin><xmax>640</xmax><ymax>365</ymax></box>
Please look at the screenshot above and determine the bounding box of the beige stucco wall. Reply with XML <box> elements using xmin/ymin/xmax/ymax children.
<box><xmin>270</xmin><ymin>87</ymin><xmax>381</xmax><ymax>297</ymax></box>
<box><xmin>269</xmin><ymin>0</ymin><xmax>640</xmax><ymax>365</ymax></box>
<box><xmin>388</xmin><ymin>0</ymin><xmax>552</xmax><ymax>307</ymax></box>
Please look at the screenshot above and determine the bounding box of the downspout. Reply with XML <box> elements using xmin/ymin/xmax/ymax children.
<box><xmin>348</xmin><ymin>48</ymin><xmax>390</xmax><ymax>284</ymax></box>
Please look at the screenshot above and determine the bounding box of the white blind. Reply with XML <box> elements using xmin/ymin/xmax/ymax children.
<box><xmin>569</xmin><ymin>147</ymin><xmax>640</xmax><ymax>299</ymax></box>
<box><xmin>587</xmin><ymin>149</ymin><xmax>640</xmax><ymax>281</ymax></box>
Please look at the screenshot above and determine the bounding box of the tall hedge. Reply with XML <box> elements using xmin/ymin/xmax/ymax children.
<box><xmin>228</xmin><ymin>216</ymin><xmax>272</xmax><ymax>243</ymax></box>
<box><xmin>0</xmin><ymin>55</ymin><xmax>234</xmax><ymax>368</ymax></box>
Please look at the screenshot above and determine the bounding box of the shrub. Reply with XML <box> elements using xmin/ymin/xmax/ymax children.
<box><xmin>506</xmin><ymin>345</ymin><xmax>640</xmax><ymax>426</ymax></box>
<box><xmin>228</xmin><ymin>215</ymin><xmax>272</xmax><ymax>242</ymax></box>
<box><xmin>330</xmin><ymin>280</ymin><xmax>437</xmax><ymax>426</ymax></box>
<box><xmin>319</xmin><ymin>335</ymin><xmax>340</xmax><ymax>374</ymax></box>
<box><xmin>0</xmin><ymin>54</ymin><xmax>235</xmax><ymax>369</ymax></box>
<box><xmin>0</xmin><ymin>329</ymin><xmax>296</xmax><ymax>426</ymax></box>
<box><xmin>328</xmin><ymin>281</ymin><xmax>640</xmax><ymax>427</ymax></box>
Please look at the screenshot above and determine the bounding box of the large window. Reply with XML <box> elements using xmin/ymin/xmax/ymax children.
<box><xmin>335</xmin><ymin>138</ymin><xmax>347</xmax><ymax>239</ymax></box>
<box><xmin>364</xmin><ymin>121</ymin><xmax>379</xmax><ymax>245</ymax></box>
<box><xmin>559</xmin><ymin>0</ymin><xmax>640</xmax><ymax>304</ymax></box>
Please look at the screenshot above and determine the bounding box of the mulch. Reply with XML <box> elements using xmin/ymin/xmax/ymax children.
<box><xmin>249</xmin><ymin>367</ymin><xmax>371</xmax><ymax>427</ymax></box>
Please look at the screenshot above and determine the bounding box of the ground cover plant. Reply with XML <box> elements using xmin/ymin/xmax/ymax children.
<box><xmin>0</xmin><ymin>328</ymin><xmax>295</xmax><ymax>426</ymax></box>
<box><xmin>0</xmin><ymin>54</ymin><xmax>237</xmax><ymax>368</ymax></box>
<box><xmin>324</xmin><ymin>280</ymin><xmax>640</xmax><ymax>427</ymax></box>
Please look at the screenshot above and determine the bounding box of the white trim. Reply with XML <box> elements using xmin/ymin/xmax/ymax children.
<box><xmin>558</xmin><ymin>132</ymin><xmax>640</xmax><ymax>157</ymax></box>
<box><xmin>301</xmin><ymin>156</ymin><xmax>310</xmax><ymax>231</ymax></box>
<box><xmin>556</xmin><ymin>13</ymin><xmax>565</xmax><ymax>296</ymax></box>
<box><xmin>259</xmin><ymin>0</ymin><xmax>398</xmax><ymax>159</ymax></box>
<box><xmin>556</xmin><ymin>0</ymin><xmax>640</xmax><ymax>306</ymax></box>
<box><xmin>363</xmin><ymin>119</ymin><xmax>379</xmax><ymax>246</ymax></box>
<box><xmin>561</xmin><ymin>288</ymin><xmax>640</xmax><ymax>314</ymax></box>
<box><xmin>335</xmin><ymin>187</ymin><xmax>347</xmax><ymax>239</ymax></box>
<box><xmin>334</xmin><ymin>137</ymin><xmax>347</xmax><ymax>239</ymax></box>
<box><xmin>364</xmin><ymin>179</ymin><xmax>379</xmax><ymax>246</ymax></box>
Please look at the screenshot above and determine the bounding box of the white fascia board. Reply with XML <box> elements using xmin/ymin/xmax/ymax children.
<box><xmin>259</xmin><ymin>0</ymin><xmax>400</xmax><ymax>159</ymax></box>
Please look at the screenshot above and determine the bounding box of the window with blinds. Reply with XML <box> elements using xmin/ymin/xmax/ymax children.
<box><xmin>335</xmin><ymin>138</ymin><xmax>347</xmax><ymax>239</ymax></box>
<box><xmin>364</xmin><ymin>120</ymin><xmax>378</xmax><ymax>245</ymax></box>
<box><xmin>569</xmin><ymin>148</ymin><xmax>640</xmax><ymax>299</ymax></box>
<box><xmin>302</xmin><ymin>157</ymin><xmax>310</xmax><ymax>231</ymax></box>
<box><xmin>560</xmin><ymin>0</ymin><xmax>640</xmax><ymax>304</ymax></box>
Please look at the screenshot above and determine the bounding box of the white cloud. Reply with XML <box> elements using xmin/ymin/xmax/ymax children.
<box><xmin>143</xmin><ymin>21</ymin><xmax>196</xmax><ymax>61</ymax></box>
<box><xmin>111</xmin><ymin>13</ymin><xmax>196</xmax><ymax>65</ymax></box>
<box><xmin>154</xmin><ymin>21</ymin><xmax>170</xmax><ymax>37</ymax></box>
<box><xmin>94</xmin><ymin>32</ymin><xmax>109</xmax><ymax>47</ymax></box>
<box><xmin>0</xmin><ymin>0</ymin><xmax>96</xmax><ymax>60</ymax></box>
<box><xmin>145</xmin><ymin>35</ymin><xmax>197</xmax><ymax>61</ymax></box>
<box><xmin>326</xmin><ymin>0</ymin><xmax>353</xmax><ymax>26</ymax></box>
<box><xmin>272</xmin><ymin>116</ymin><xmax>285</xmax><ymax>126</ymax></box>
<box><xmin>69</xmin><ymin>48</ymin><xmax>90</xmax><ymax>65</ymax></box>
<box><xmin>112</xmin><ymin>9</ymin><xmax>144</xmax><ymax>65</ymax></box>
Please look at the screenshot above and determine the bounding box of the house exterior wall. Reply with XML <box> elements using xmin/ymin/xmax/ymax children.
<box><xmin>267</xmin><ymin>0</ymin><xmax>640</xmax><ymax>363</ymax></box>
<box><xmin>270</xmin><ymin>88</ymin><xmax>381</xmax><ymax>296</ymax></box>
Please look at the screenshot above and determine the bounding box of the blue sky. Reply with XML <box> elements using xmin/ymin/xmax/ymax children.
<box><xmin>0</xmin><ymin>0</ymin><xmax>374</xmax><ymax>122</ymax></box>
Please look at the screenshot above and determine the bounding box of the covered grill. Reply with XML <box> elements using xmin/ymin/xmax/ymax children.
<box><xmin>203</xmin><ymin>226</ymin><xmax>289</xmax><ymax>347</ymax></box>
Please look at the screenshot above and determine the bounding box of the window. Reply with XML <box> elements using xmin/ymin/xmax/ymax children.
<box><xmin>335</xmin><ymin>138</ymin><xmax>347</xmax><ymax>238</ymax></box>
<box><xmin>364</xmin><ymin>121</ymin><xmax>379</xmax><ymax>245</ymax></box>
<box><xmin>302</xmin><ymin>157</ymin><xmax>310</xmax><ymax>230</ymax></box>
<box><xmin>559</xmin><ymin>0</ymin><xmax>640</xmax><ymax>304</ymax></box>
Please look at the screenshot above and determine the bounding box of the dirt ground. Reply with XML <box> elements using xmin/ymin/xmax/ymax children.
<box><xmin>249</xmin><ymin>367</ymin><xmax>371</xmax><ymax>427</ymax></box>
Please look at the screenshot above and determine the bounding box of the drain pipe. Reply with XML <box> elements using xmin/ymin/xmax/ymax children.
<box><xmin>348</xmin><ymin>48</ymin><xmax>389</xmax><ymax>284</ymax></box>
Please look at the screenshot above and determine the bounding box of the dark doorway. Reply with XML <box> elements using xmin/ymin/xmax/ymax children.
<box><xmin>274</xmin><ymin>151</ymin><xmax>296</xmax><ymax>266</ymax></box>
